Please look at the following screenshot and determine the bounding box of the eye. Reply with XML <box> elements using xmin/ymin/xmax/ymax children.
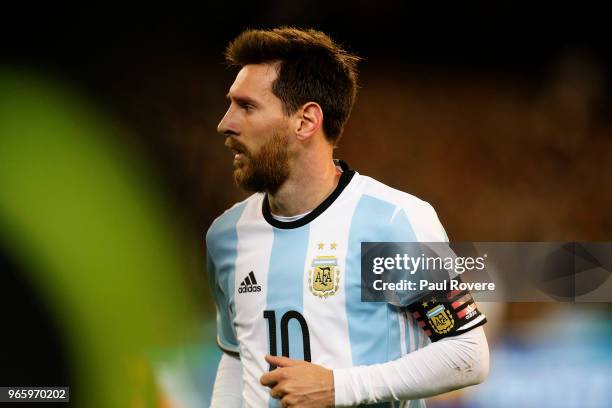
<box><xmin>240</xmin><ymin>103</ymin><xmax>254</xmax><ymax>112</ymax></box>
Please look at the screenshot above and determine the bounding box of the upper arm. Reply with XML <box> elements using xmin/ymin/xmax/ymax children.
<box><xmin>207</xmin><ymin>243</ymin><xmax>240</xmax><ymax>356</ymax></box>
<box><xmin>406</xmin><ymin>281</ymin><xmax>487</xmax><ymax>342</ymax></box>
<box><xmin>399</xmin><ymin>201</ymin><xmax>486</xmax><ymax>342</ymax></box>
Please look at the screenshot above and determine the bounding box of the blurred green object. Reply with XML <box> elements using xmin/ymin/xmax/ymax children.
<box><xmin>0</xmin><ymin>70</ymin><xmax>201</xmax><ymax>407</ymax></box>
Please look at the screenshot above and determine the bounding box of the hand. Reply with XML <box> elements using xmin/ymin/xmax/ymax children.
<box><xmin>260</xmin><ymin>355</ymin><xmax>335</xmax><ymax>407</ymax></box>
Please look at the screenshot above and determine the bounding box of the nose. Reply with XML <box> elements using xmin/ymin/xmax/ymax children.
<box><xmin>217</xmin><ymin>106</ymin><xmax>238</xmax><ymax>137</ymax></box>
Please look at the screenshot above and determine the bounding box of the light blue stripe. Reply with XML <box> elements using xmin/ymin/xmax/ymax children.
<box><xmin>409</xmin><ymin>399</ymin><xmax>427</xmax><ymax>408</ymax></box>
<box><xmin>206</xmin><ymin>202</ymin><xmax>247</xmax><ymax>350</ymax></box>
<box><xmin>346</xmin><ymin>196</ymin><xmax>418</xmax><ymax>364</ymax></box>
<box><xmin>427</xmin><ymin>304</ymin><xmax>445</xmax><ymax>318</ymax></box>
<box><xmin>412</xmin><ymin>315</ymin><xmax>420</xmax><ymax>353</ymax></box>
<box><xmin>346</xmin><ymin>195</ymin><xmax>418</xmax><ymax>408</ymax></box>
<box><xmin>388</xmin><ymin>208</ymin><xmax>417</xmax><ymax>362</ymax></box>
<box><xmin>346</xmin><ymin>195</ymin><xmax>395</xmax><ymax>368</ymax></box>
<box><xmin>266</xmin><ymin>225</ymin><xmax>310</xmax><ymax>408</ymax></box>
<box><xmin>312</xmin><ymin>258</ymin><xmax>338</xmax><ymax>266</ymax></box>
<box><xmin>404</xmin><ymin>219</ymin><xmax>427</xmax><ymax>408</ymax></box>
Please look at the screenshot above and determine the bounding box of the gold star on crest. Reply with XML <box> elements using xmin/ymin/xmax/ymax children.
<box><xmin>422</xmin><ymin>301</ymin><xmax>429</xmax><ymax>308</ymax></box>
<box><xmin>331</xmin><ymin>243</ymin><xmax>337</xmax><ymax>250</ymax></box>
<box><xmin>431</xmin><ymin>296</ymin><xmax>437</xmax><ymax>304</ymax></box>
<box><xmin>317</xmin><ymin>242</ymin><xmax>325</xmax><ymax>250</ymax></box>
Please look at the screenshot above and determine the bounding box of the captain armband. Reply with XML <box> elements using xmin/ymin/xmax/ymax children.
<box><xmin>406</xmin><ymin>280</ymin><xmax>487</xmax><ymax>342</ymax></box>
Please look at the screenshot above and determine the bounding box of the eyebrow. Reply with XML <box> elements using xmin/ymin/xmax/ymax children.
<box><xmin>226</xmin><ymin>93</ymin><xmax>259</xmax><ymax>106</ymax></box>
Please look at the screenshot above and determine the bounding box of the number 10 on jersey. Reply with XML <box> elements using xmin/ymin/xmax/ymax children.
<box><xmin>263</xmin><ymin>310</ymin><xmax>311</xmax><ymax>370</ymax></box>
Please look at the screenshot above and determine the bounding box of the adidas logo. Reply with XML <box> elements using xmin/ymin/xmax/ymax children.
<box><xmin>238</xmin><ymin>271</ymin><xmax>262</xmax><ymax>293</ymax></box>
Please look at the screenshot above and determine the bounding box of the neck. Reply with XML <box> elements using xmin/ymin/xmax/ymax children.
<box><xmin>267</xmin><ymin>148</ymin><xmax>340</xmax><ymax>217</ymax></box>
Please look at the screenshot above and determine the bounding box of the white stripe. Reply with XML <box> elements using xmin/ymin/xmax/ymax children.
<box><xmin>398</xmin><ymin>309</ymin><xmax>407</xmax><ymax>356</ymax></box>
<box><xmin>406</xmin><ymin>311</ymin><xmax>416</xmax><ymax>353</ymax></box>
<box><xmin>419</xmin><ymin>322</ymin><xmax>427</xmax><ymax>349</ymax></box>
<box><xmin>458</xmin><ymin>314</ymin><xmax>486</xmax><ymax>331</ymax></box>
<box><xmin>233</xmin><ymin>196</ymin><xmax>274</xmax><ymax>407</ymax></box>
<box><xmin>302</xmin><ymin>195</ymin><xmax>360</xmax><ymax>370</ymax></box>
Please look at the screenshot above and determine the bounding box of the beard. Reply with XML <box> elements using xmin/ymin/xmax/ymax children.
<box><xmin>229</xmin><ymin>129</ymin><xmax>290</xmax><ymax>194</ymax></box>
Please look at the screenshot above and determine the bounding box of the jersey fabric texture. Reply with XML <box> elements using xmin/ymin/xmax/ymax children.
<box><xmin>206</xmin><ymin>160</ymin><xmax>478</xmax><ymax>407</ymax></box>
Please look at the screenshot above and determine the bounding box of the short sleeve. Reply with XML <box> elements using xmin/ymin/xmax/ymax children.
<box><xmin>207</xmin><ymin>248</ymin><xmax>240</xmax><ymax>356</ymax></box>
<box><xmin>400</xmin><ymin>202</ymin><xmax>486</xmax><ymax>341</ymax></box>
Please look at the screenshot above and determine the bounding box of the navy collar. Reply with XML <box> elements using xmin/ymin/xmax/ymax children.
<box><xmin>262</xmin><ymin>160</ymin><xmax>355</xmax><ymax>229</ymax></box>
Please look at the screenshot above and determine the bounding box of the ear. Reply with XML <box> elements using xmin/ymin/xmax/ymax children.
<box><xmin>295</xmin><ymin>102</ymin><xmax>323</xmax><ymax>141</ymax></box>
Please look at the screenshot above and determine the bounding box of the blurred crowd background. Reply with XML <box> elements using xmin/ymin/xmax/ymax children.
<box><xmin>1</xmin><ymin>3</ymin><xmax>611</xmax><ymax>407</ymax></box>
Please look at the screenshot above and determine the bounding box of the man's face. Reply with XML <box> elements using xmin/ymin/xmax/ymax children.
<box><xmin>217</xmin><ymin>63</ymin><xmax>292</xmax><ymax>194</ymax></box>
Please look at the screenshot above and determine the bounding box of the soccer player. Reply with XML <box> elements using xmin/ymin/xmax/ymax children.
<box><xmin>207</xmin><ymin>27</ymin><xmax>489</xmax><ymax>408</ymax></box>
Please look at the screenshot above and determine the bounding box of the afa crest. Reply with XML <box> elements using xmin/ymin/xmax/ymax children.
<box><xmin>426</xmin><ymin>304</ymin><xmax>455</xmax><ymax>334</ymax></box>
<box><xmin>309</xmin><ymin>256</ymin><xmax>340</xmax><ymax>298</ymax></box>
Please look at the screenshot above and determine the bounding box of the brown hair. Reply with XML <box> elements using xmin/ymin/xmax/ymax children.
<box><xmin>225</xmin><ymin>27</ymin><xmax>360</xmax><ymax>144</ymax></box>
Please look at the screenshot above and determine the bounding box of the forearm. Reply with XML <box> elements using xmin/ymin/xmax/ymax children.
<box><xmin>333</xmin><ymin>326</ymin><xmax>489</xmax><ymax>406</ymax></box>
<box><xmin>210</xmin><ymin>353</ymin><xmax>244</xmax><ymax>408</ymax></box>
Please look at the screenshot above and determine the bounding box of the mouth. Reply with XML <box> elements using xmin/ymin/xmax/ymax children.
<box><xmin>228</xmin><ymin>146</ymin><xmax>243</xmax><ymax>157</ymax></box>
<box><xmin>225</xmin><ymin>138</ymin><xmax>248</xmax><ymax>166</ymax></box>
<box><xmin>226</xmin><ymin>141</ymin><xmax>248</xmax><ymax>164</ymax></box>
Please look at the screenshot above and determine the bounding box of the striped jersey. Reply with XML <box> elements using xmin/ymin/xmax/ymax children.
<box><xmin>206</xmin><ymin>161</ymin><xmax>450</xmax><ymax>407</ymax></box>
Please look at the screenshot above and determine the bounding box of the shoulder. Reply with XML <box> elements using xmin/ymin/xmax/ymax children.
<box><xmin>205</xmin><ymin>193</ymin><xmax>262</xmax><ymax>250</ymax></box>
<box><xmin>357</xmin><ymin>175</ymin><xmax>434</xmax><ymax>211</ymax></box>
<box><xmin>353</xmin><ymin>174</ymin><xmax>438</xmax><ymax>219</ymax></box>
<box><xmin>354</xmin><ymin>174</ymin><xmax>448</xmax><ymax>242</ymax></box>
